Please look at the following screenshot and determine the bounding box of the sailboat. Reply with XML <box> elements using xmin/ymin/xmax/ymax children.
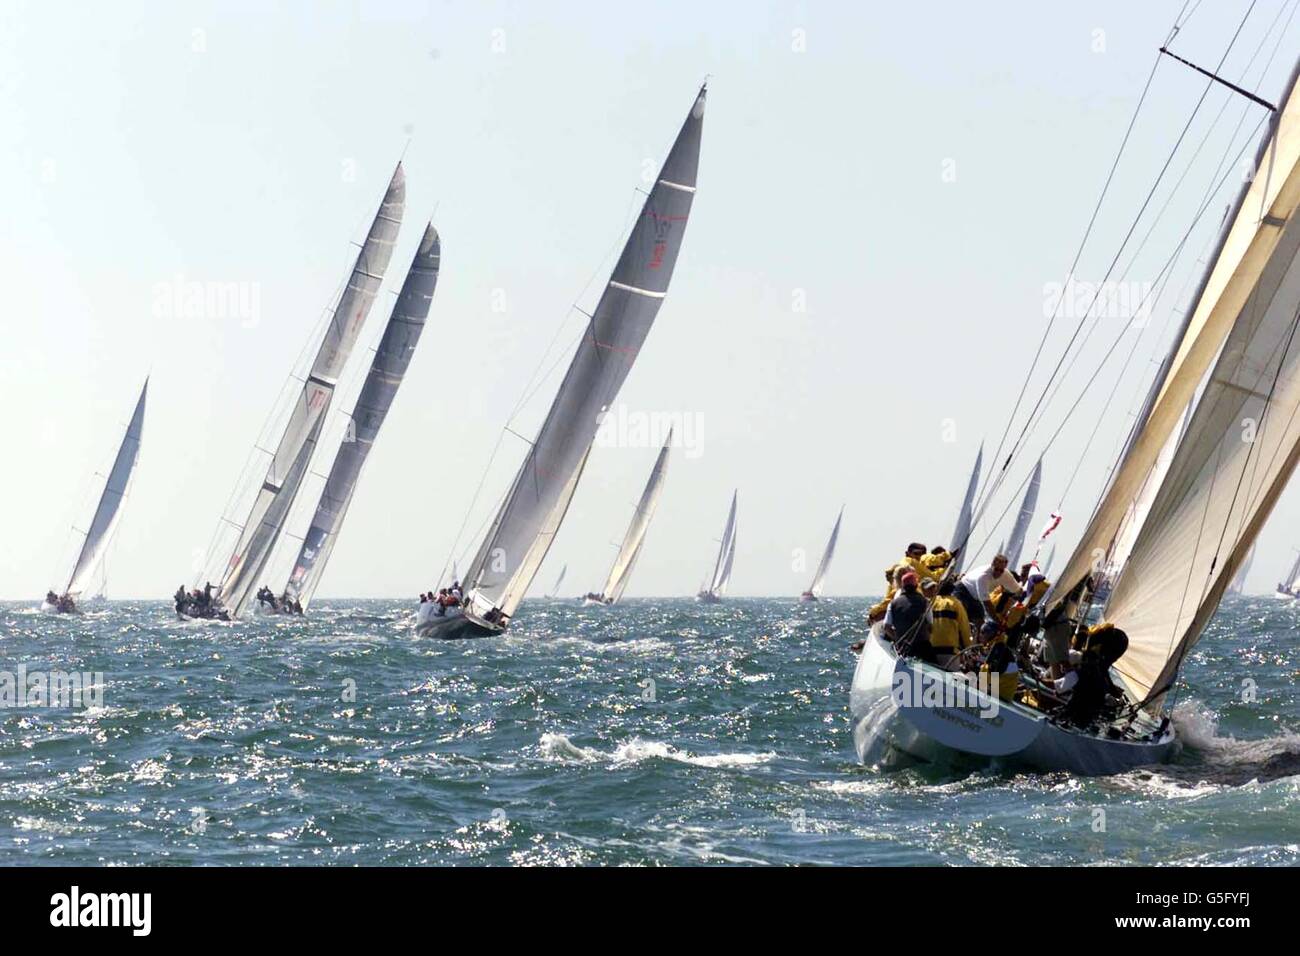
<box><xmin>42</xmin><ymin>380</ymin><xmax>147</xmax><ymax>613</ymax></box>
<box><xmin>583</xmin><ymin>429</ymin><xmax>673</xmax><ymax>606</ymax></box>
<box><xmin>179</xmin><ymin>165</ymin><xmax>405</xmax><ymax>620</ymax></box>
<box><xmin>852</xmin><ymin>53</ymin><xmax>1300</xmax><ymax>775</ymax></box>
<box><xmin>1002</xmin><ymin>458</ymin><xmax>1041</xmax><ymax>568</ymax></box>
<box><xmin>269</xmin><ymin>223</ymin><xmax>441</xmax><ymax>614</ymax></box>
<box><xmin>416</xmin><ymin>86</ymin><xmax>706</xmax><ymax>639</ymax></box>
<box><xmin>1272</xmin><ymin>548</ymin><xmax>1300</xmax><ymax>599</ymax></box>
<box><xmin>547</xmin><ymin>566</ymin><xmax>567</xmax><ymax>600</ymax></box>
<box><xmin>1229</xmin><ymin>543</ymin><xmax>1255</xmax><ymax>596</ymax></box>
<box><xmin>696</xmin><ymin>490</ymin><xmax>736</xmax><ymax>604</ymax></box>
<box><xmin>799</xmin><ymin>506</ymin><xmax>843</xmax><ymax>602</ymax></box>
<box><xmin>948</xmin><ymin>444</ymin><xmax>982</xmax><ymax>574</ymax></box>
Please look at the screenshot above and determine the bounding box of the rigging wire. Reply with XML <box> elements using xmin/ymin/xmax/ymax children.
<box><xmin>970</xmin><ymin>2</ymin><xmax>1260</xmax><ymax>537</ymax></box>
<box><xmin>432</xmin><ymin>185</ymin><xmax>647</xmax><ymax>591</ymax></box>
<box><xmin>972</xmin><ymin>0</ymin><xmax>1199</xmax><ymax>516</ymax></box>
<box><xmin>962</xmin><ymin>122</ymin><xmax>1267</xmax><ymax>564</ymax></box>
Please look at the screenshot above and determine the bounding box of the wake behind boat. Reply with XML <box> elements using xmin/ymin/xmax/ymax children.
<box><xmin>418</xmin><ymin>85</ymin><xmax>706</xmax><ymax>639</ymax></box>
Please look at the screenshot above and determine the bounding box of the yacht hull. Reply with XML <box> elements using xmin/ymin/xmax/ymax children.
<box><xmin>696</xmin><ymin>591</ymin><xmax>722</xmax><ymax>604</ymax></box>
<box><xmin>414</xmin><ymin>602</ymin><xmax>502</xmax><ymax>639</ymax></box>
<box><xmin>849</xmin><ymin>627</ymin><xmax>1176</xmax><ymax>775</ymax></box>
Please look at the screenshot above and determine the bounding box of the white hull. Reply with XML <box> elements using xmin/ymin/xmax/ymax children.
<box><xmin>581</xmin><ymin>596</ymin><xmax>610</xmax><ymax>607</ymax></box>
<box><xmin>1273</xmin><ymin>588</ymin><xmax>1296</xmax><ymax>600</ymax></box>
<box><xmin>799</xmin><ymin>593</ymin><xmax>818</xmax><ymax>603</ymax></box>
<box><xmin>849</xmin><ymin>627</ymin><xmax>1176</xmax><ymax>775</ymax></box>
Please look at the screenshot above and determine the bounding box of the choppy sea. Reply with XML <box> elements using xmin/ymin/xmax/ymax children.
<box><xmin>1</xmin><ymin>596</ymin><xmax>1297</xmax><ymax>865</ymax></box>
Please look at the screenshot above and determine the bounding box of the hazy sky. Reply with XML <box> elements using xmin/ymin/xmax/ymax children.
<box><xmin>3</xmin><ymin>0</ymin><xmax>1299</xmax><ymax>600</ymax></box>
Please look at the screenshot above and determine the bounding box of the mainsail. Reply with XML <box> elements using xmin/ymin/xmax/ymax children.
<box><xmin>703</xmin><ymin>490</ymin><xmax>738</xmax><ymax>596</ymax></box>
<box><xmin>1086</xmin><ymin>63</ymin><xmax>1300</xmax><ymax>708</ymax></box>
<box><xmin>1003</xmin><ymin>458</ymin><xmax>1042</xmax><ymax>567</ymax></box>
<box><xmin>1105</xmin><ymin>403</ymin><xmax>1192</xmax><ymax>586</ymax></box>
<box><xmin>950</xmin><ymin>443</ymin><xmax>983</xmax><ymax>574</ymax></box>
<box><xmin>283</xmin><ymin>223</ymin><xmax>440</xmax><ymax>608</ymax></box>
<box><xmin>600</xmin><ymin>430</ymin><xmax>673</xmax><ymax>603</ymax></box>
<box><xmin>217</xmin><ymin>165</ymin><xmax>405</xmax><ymax>617</ymax></box>
<box><xmin>64</xmin><ymin>379</ymin><xmax>148</xmax><ymax>596</ymax></box>
<box><xmin>458</xmin><ymin>86</ymin><xmax>706</xmax><ymax>625</ymax></box>
<box><xmin>1280</xmin><ymin>548</ymin><xmax>1300</xmax><ymax>591</ymax></box>
<box><xmin>806</xmin><ymin>506</ymin><xmax>844</xmax><ymax>598</ymax></box>
<box><xmin>1052</xmin><ymin>62</ymin><xmax>1300</xmax><ymax>621</ymax></box>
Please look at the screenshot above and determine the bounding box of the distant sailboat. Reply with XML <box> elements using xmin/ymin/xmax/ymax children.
<box><xmin>547</xmin><ymin>565</ymin><xmax>568</xmax><ymax>599</ymax></box>
<box><xmin>276</xmin><ymin>223</ymin><xmax>441</xmax><ymax>614</ymax></box>
<box><xmin>696</xmin><ymin>490</ymin><xmax>736</xmax><ymax>603</ymax></box>
<box><xmin>1003</xmin><ymin>458</ymin><xmax>1042</xmax><ymax>567</ymax></box>
<box><xmin>583</xmin><ymin>430</ymin><xmax>673</xmax><ymax>606</ymax></box>
<box><xmin>949</xmin><ymin>444</ymin><xmax>982</xmax><ymax>574</ymax></box>
<box><xmin>799</xmin><ymin>506</ymin><xmax>843</xmax><ymax>602</ymax></box>
<box><xmin>1229</xmin><ymin>543</ymin><xmax>1254</xmax><ymax>596</ymax></box>
<box><xmin>180</xmin><ymin>166</ymin><xmax>405</xmax><ymax>620</ymax></box>
<box><xmin>1273</xmin><ymin>548</ymin><xmax>1300</xmax><ymax>600</ymax></box>
<box><xmin>42</xmin><ymin>380</ymin><xmax>147</xmax><ymax>614</ymax></box>
<box><xmin>417</xmin><ymin>86</ymin><xmax>706</xmax><ymax>639</ymax></box>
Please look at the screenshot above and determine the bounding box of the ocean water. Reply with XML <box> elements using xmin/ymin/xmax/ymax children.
<box><xmin>1</xmin><ymin>595</ymin><xmax>1297</xmax><ymax>866</ymax></box>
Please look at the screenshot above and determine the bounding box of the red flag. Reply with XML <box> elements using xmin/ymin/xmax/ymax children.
<box><xmin>1037</xmin><ymin>512</ymin><xmax>1062</xmax><ymax>542</ymax></box>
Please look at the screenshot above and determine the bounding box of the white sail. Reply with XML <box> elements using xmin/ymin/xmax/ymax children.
<box><xmin>807</xmin><ymin>506</ymin><xmax>844</xmax><ymax>598</ymax></box>
<box><xmin>459</xmin><ymin>87</ymin><xmax>706</xmax><ymax>624</ymax></box>
<box><xmin>216</xmin><ymin>166</ymin><xmax>405</xmax><ymax>617</ymax></box>
<box><xmin>1101</xmin><ymin>62</ymin><xmax>1300</xmax><ymax>708</ymax></box>
<box><xmin>1003</xmin><ymin>458</ymin><xmax>1041</xmax><ymax>568</ymax></box>
<box><xmin>601</xmin><ymin>430</ymin><xmax>673</xmax><ymax>603</ymax></box>
<box><xmin>703</xmin><ymin>490</ymin><xmax>737</xmax><ymax>595</ymax></box>
<box><xmin>65</xmin><ymin>380</ymin><xmax>148</xmax><ymax>596</ymax></box>
<box><xmin>718</xmin><ymin>524</ymin><xmax>737</xmax><ymax>595</ymax></box>
<box><xmin>1053</xmin><ymin>64</ymin><xmax>1300</xmax><ymax>613</ymax></box>
<box><xmin>950</xmin><ymin>444</ymin><xmax>982</xmax><ymax>574</ymax></box>
<box><xmin>283</xmin><ymin>223</ymin><xmax>440</xmax><ymax>608</ymax></box>
<box><xmin>1105</xmin><ymin>403</ymin><xmax>1191</xmax><ymax>587</ymax></box>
